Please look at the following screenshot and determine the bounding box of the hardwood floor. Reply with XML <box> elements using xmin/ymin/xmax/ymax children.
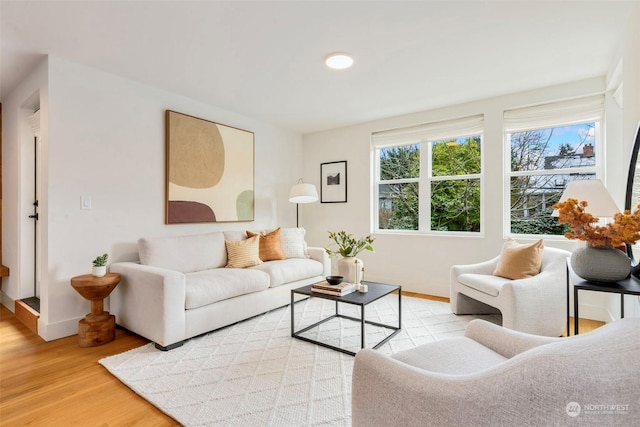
<box><xmin>0</xmin><ymin>305</ymin><xmax>176</xmax><ymax>426</ymax></box>
<box><xmin>0</xmin><ymin>297</ymin><xmax>604</xmax><ymax>426</ymax></box>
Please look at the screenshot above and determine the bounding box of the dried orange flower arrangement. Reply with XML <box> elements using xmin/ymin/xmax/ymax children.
<box><xmin>553</xmin><ymin>198</ymin><xmax>640</xmax><ymax>247</ymax></box>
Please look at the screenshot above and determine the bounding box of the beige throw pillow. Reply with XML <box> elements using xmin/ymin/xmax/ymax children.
<box><xmin>246</xmin><ymin>228</ymin><xmax>286</xmax><ymax>262</ymax></box>
<box><xmin>225</xmin><ymin>235</ymin><xmax>262</xmax><ymax>268</ymax></box>
<box><xmin>493</xmin><ymin>238</ymin><xmax>544</xmax><ymax>280</ymax></box>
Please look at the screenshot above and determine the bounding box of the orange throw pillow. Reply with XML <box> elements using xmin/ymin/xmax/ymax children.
<box><xmin>246</xmin><ymin>228</ymin><xmax>286</xmax><ymax>262</ymax></box>
<box><xmin>493</xmin><ymin>238</ymin><xmax>544</xmax><ymax>280</ymax></box>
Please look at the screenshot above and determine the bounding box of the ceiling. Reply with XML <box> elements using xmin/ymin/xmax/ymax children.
<box><xmin>1</xmin><ymin>1</ymin><xmax>637</xmax><ymax>134</ymax></box>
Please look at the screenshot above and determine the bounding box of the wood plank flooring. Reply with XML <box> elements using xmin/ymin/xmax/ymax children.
<box><xmin>0</xmin><ymin>305</ymin><xmax>176</xmax><ymax>426</ymax></box>
<box><xmin>1</xmin><ymin>296</ymin><xmax>603</xmax><ymax>426</ymax></box>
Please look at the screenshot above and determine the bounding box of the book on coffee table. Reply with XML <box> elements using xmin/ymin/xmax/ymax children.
<box><xmin>311</xmin><ymin>282</ymin><xmax>356</xmax><ymax>296</ymax></box>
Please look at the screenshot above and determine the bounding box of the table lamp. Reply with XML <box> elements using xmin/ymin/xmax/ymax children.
<box><xmin>552</xmin><ymin>179</ymin><xmax>619</xmax><ymax>218</ymax></box>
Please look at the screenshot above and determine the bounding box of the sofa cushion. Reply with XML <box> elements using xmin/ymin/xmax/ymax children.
<box><xmin>225</xmin><ymin>236</ymin><xmax>262</xmax><ymax>268</ymax></box>
<box><xmin>138</xmin><ymin>232</ymin><xmax>226</xmax><ymax>273</ymax></box>
<box><xmin>251</xmin><ymin>258</ymin><xmax>323</xmax><ymax>287</ymax></box>
<box><xmin>280</xmin><ymin>227</ymin><xmax>309</xmax><ymax>258</ymax></box>
<box><xmin>458</xmin><ymin>273</ymin><xmax>512</xmax><ymax>297</ymax></box>
<box><xmin>247</xmin><ymin>228</ymin><xmax>286</xmax><ymax>261</ymax></box>
<box><xmin>493</xmin><ymin>238</ymin><xmax>544</xmax><ymax>279</ymax></box>
<box><xmin>184</xmin><ymin>269</ymin><xmax>270</xmax><ymax>309</ymax></box>
<box><xmin>392</xmin><ymin>336</ymin><xmax>507</xmax><ymax>374</ymax></box>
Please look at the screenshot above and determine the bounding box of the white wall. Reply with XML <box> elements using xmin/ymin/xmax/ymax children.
<box><xmin>2</xmin><ymin>56</ymin><xmax>304</xmax><ymax>340</ymax></box>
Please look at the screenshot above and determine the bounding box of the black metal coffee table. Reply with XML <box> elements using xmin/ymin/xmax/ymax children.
<box><xmin>290</xmin><ymin>281</ymin><xmax>401</xmax><ymax>356</ymax></box>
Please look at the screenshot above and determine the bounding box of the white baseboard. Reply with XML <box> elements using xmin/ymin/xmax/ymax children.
<box><xmin>37</xmin><ymin>317</ymin><xmax>81</xmax><ymax>342</ymax></box>
<box><xmin>578</xmin><ymin>302</ymin><xmax>615</xmax><ymax>323</ymax></box>
<box><xmin>1</xmin><ymin>291</ymin><xmax>16</xmax><ymax>312</ymax></box>
<box><xmin>2</xmin><ymin>292</ymin><xmax>79</xmax><ymax>341</ymax></box>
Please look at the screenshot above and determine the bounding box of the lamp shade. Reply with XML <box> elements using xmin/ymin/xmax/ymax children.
<box><xmin>553</xmin><ymin>179</ymin><xmax>620</xmax><ymax>217</ymax></box>
<box><xmin>289</xmin><ymin>183</ymin><xmax>318</xmax><ymax>204</ymax></box>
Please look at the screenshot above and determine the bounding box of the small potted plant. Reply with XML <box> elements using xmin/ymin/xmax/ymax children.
<box><xmin>325</xmin><ymin>231</ymin><xmax>375</xmax><ymax>284</ymax></box>
<box><xmin>92</xmin><ymin>253</ymin><xmax>109</xmax><ymax>277</ymax></box>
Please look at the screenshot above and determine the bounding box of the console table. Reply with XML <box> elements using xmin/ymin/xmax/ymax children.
<box><xmin>566</xmin><ymin>263</ymin><xmax>640</xmax><ymax>335</ymax></box>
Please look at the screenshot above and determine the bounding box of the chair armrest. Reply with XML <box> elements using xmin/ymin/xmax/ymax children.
<box><xmin>307</xmin><ymin>246</ymin><xmax>331</xmax><ymax>277</ymax></box>
<box><xmin>498</xmin><ymin>266</ymin><xmax>568</xmax><ymax>336</ymax></box>
<box><xmin>451</xmin><ymin>256</ymin><xmax>500</xmax><ymax>277</ymax></box>
<box><xmin>352</xmin><ymin>349</ymin><xmax>463</xmax><ymax>427</ymax></box>
<box><xmin>464</xmin><ymin>319</ymin><xmax>560</xmax><ymax>358</ymax></box>
<box><xmin>109</xmin><ymin>262</ymin><xmax>187</xmax><ymax>347</ymax></box>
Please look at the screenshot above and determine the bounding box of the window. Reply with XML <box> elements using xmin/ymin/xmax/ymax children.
<box><xmin>505</xmin><ymin>95</ymin><xmax>604</xmax><ymax>236</ymax></box>
<box><xmin>373</xmin><ymin>115</ymin><xmax>483</xmax><ymax>234</ymax></box>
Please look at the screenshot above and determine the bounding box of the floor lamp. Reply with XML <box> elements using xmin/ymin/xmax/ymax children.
<box><xmin>289</xmin><ymin>179</ymin><xmax>318</xmax><ymax>227</ymax></box>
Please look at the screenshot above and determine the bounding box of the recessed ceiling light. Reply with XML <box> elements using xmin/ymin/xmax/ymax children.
<box><xmin>325</xmin><ymin>52</ymin><xmax>354</xmax><ymax>70</ymax></box>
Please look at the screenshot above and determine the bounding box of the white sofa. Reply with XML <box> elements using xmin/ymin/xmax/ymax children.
<box><xmin>110</xmin><ymin>229</ymin><xmax>330</xmax><ymax>350</ymax></box>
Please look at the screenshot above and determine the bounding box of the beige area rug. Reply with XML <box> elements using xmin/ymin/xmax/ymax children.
<box><xmin>100</xmin><ymin>295</ymin><xmax>501</xmax><ymax>426</ymax></box>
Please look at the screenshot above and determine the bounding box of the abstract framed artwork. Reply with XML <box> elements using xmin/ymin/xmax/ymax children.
<box><xmin>320</xmin><ymin>161</ymin><xmax>347</xmax><ymax>203</ymax></box>
<box><xmin>165</xmin><ymin>110</ymin><xmax>255</xmax><ymax>224</ymax></box>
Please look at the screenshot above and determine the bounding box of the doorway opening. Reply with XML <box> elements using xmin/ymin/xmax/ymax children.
<box><xmin>21</xmin><ymin>109</ymin><xmax>40</xmax><ymax>313</ymax></box>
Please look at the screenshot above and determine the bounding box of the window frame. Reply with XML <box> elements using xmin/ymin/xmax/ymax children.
<box><xmin>504</xmin><ymin>114</ymin><xmax>604</xmax><ymax>239</ymax></box>
<box><xmin>373</xmin><ymin>132</ymin><xmax>484</xmax><ymax>236</ymax></box>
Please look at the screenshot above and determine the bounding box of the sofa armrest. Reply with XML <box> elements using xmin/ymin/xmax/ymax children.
<box><xmin>464</xmin><ymin>319</ymin><xmax>560</xmax><ymax>358</ymax></box>
<box><xmin>307</xmin><ymin>246</ymin><xmax>331</xmax><ymax>277</ymax></box>
<box><xmin>110</xmin><ymin>262</ymin><xmax>187</xmax><ymax>348</ymax></box>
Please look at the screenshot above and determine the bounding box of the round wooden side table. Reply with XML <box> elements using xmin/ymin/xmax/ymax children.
<box><xmin>70</xmin><ymin>272</ymin><xmax>121</xmax><ymax>347</ymax></box>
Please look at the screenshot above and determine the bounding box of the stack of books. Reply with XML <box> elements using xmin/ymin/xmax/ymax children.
<box><xmin>311</xmin><ymin>281</ymin><xmax>356</xmax><ymax>296</ymax></box>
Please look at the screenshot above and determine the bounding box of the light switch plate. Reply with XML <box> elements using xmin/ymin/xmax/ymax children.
<box><xmin>81</xmin><ymin>196</ymin><xmax>92</xmax><ymax>209</ymax></box>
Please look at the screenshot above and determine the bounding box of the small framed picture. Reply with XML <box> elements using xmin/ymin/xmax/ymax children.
<box><xmin>320</xmin><ymin>161</ymin><xmax>347</xmax><ymax>203</ymax></box>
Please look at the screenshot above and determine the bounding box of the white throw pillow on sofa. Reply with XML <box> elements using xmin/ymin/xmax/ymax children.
<box><xmin>280</xmin><ymin>228</ymin><xmax>309</xmax><ymax>258</ymax></box>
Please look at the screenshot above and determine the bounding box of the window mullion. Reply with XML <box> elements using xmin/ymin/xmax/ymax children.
<box><xmin>421</xmin><ymin>142</ymin><xmax>431</xmax><ymax>232</ymax></box>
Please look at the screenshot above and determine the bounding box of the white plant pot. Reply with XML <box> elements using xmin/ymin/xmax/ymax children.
<box><xmin>92</xmin><ymin>266</ymin><xmax>107</xmax><ymax>277</ymax></box>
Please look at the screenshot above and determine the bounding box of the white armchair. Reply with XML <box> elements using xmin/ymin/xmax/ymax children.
<box><xmin>352</xmin><ymin>318</ymin><xmax>640</xmax><ymax>427</ymax></box>
<box><xmin>450</xmin><ymin>246</ymin><xmax>571</xmax><ymax>336</ymax></box>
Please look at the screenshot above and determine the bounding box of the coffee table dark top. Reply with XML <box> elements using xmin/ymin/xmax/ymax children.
<box><xmin>292</xmin><ymin>281</ymin><xmax>400</xmax><ymax>305</ymax></box>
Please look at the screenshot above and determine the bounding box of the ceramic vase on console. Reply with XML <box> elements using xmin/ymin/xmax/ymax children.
<box><xmin>570</xmin><ymin>243</ymin><xmax>631</xmax><ymax>283</ymax></box>
<box><xmin>337</xmin><ymin>257</ymin><xmax>363</xmax><ymax>284</ymax></box>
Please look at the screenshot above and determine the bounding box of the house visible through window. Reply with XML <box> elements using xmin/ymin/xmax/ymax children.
<box><xmin>505</xmin><ymin>95</ymin><xmax>604</xmax><ymax>236</ymax></box>
<box><xmin>373</xmin><ymin>115</ymin><xmax>483</xmax><ymax>234</ymax></box>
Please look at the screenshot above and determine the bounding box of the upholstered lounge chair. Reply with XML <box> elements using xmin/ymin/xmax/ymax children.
<box><xmin>450</xmin><ymin>246</ymin><xmax>571</xmax><ymax>336</ymax></box>
<box><xmin>352</xmin><ymin>318</ymin><xmax>640</xmax><ymax>427</ymax></box>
